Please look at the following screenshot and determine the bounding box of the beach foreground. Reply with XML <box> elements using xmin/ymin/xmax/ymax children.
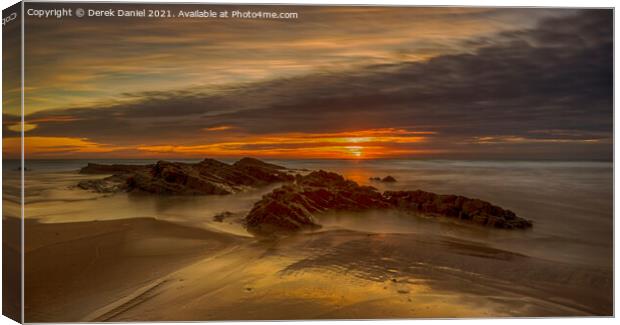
<box><xmin>23</xmin><ymin>217</ymin><xmax>611</xmax><ymax>321</ymax></box>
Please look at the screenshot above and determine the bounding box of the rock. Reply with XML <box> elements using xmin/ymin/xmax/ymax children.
<box><xmin>245</xmin><ymin>170</ymin><xmax>392</xmax><ymax>234</ymax></box>
<box><xmin>79</xmin><ymin>163</ymin><xmax>150</xmax><ymax>174</ymax></box>
<box><xmin>233</xmin><ymin>157</ymin><xmax>286</xmax><ymax>170</ymax></box>
<box><xmin>381</xmin><ymin>176</ymin><xmax>397</xmax><ymax>182</ymax></box>
<box><xmin>77</xmin><ymin>174</ymin><xmax>130</xmax><ymax>193</ymax></box>
<box><xmin>77</xmin><ymin>158</ymin><xmax>294</xmax><ymax>195</ymax></box>
<box><xmin>79</xmin><ymin>159</ymin><xmax>533</xmax><ymax>231</ymax></box>
<box><xmin>213</xmin><ymin>211</ymin><xmax>235</xmax><ymax>222</ymax></box>
<box><xmin>245</xmin><ymin>171</ymin><xmax>532</xmax><ymax>234</ymax></box>
<box><xmin>127</xmin><ymin>160</ymin><xmax>238</xmax><ymax>195</ymax></box>
<box><xmin>383</xmin><ymin>190</ymin><xmax>533</xmax><ymax>229</ymax></box>
<box><xmin>369</xmin><ymin>176</ymin><xmax>397</xmax><ymax>182</ymax></box>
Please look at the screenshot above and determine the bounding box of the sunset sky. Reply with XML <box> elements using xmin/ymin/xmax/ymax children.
<box><xmin>2</xmin><ymin>4</ymin><xmax>613</xmax><ymax>160</ymax></box>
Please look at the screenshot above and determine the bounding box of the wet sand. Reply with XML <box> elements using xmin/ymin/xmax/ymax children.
<box><xmin>23</xmin><ymin>217</ymin><xmax>243</xmax><ymax>322</ymax></box>
<box><xmin>23</xmin><ymin>216</ymin><xmax>612</xmax><ymax>322</ymax></box>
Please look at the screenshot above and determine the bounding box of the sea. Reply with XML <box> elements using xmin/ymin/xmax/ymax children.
<box><xmin>3</xmin><ymin>158</ymin><xmax>613</xmax><ymax>270</ymax></box>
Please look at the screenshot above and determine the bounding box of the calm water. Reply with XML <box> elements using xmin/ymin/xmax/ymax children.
<box><xmin>4</xmin><ymin>159</ymin><xmax>613</xmax><ymax>268</ymax></box>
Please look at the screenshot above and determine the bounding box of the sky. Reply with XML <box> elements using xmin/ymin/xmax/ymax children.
<box><xmin>2</xmin><ymin>4</ymin><xmax>613</xmax><ymax>160</ymax></box>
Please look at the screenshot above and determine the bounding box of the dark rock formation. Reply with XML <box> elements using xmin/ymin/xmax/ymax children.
<box><xmin>233</xmin><ymin>157</ymin><xmax>286</xmax><ymax>170</ymax></box>
<box><xmin>78</xmin><ymin>158</ymin><xmax>532</xmax><ymax>232</ymax></box>
<box><xmin>245</xmin><ymin>171</ymin><xmax>391</xmax><ymax>234</ymax></box>
<box><xmin>78</xmin><ymin>158</ymin><xmax>293</xmax><ymax>195</ymax></box>
<box><xmin>382</xmin><ymin>176</ymin><xmax>397</xmax><ymax>183</ymax></box>
<box><xmin>213</xmin><ymin>211</ymin><xmax>235</xmax><ymax>222</ymax></box>
<box><xmin>246</xmin><ymin>171</ymin><xmax>532</xmax><ymax>234</ymax></box>
<box><xmin>369</xmin><ymin>176</ymin><xmax>397</xmax><ymax>182</ymax></box>
<box><xmin>79</xmin><ymin>163</ymin><xmax>151</xmax><ymax>174</ymax></box>
<box><xmin>77</xmin><ymin>175</ymin><xmax>130</xmax><ymax>193</ymax></box>
<box><xmin>383</xmin><ymin>190</ymin><xmax>532</xmax><ymax>229</ymax></box>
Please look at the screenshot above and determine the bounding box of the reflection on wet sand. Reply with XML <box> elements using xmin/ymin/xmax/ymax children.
<box><xmin>93</xmin><ymin>232</ymin><xmax>497</xmax><ymax>321</ymax></box>
<box><xmin>24</xmin><ymin>214</ymin><xmax>611</xmax><ymax>322</ymax></box>
<box><xmin>276</xmin><ymin>230</ymin><xmax>611</xmax><ymax>316</ymax></box>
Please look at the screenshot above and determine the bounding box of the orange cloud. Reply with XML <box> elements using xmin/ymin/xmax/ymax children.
<box><xmin>137</xmin><ymin>128</ymin><xmax>437</xmax><ymax>159</ymax></box>
<box><xmin>472</xmin><ymin>136</ymin><xmax>605</xmax><ymax>144</ymax></box>
<box><xmin>28</xmin><ymin>115</ymin><xmax>83</xmax><ymax>123</ymax></box>
<box><xmin>3</xmin><ymin>137</ymin><xmax>132</xmax><ymax>158</ymax></box>
<box><xmin>7</xmin><ymin>128</ymin><xmax>440</xmax><ymax>159</ymax></box>
<box><xmin>203</xmin><ymin>125</ymin><xmax>234</xmax><ymax>132</ymax></box>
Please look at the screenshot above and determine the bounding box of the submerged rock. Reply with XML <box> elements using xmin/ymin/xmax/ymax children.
<box><xmin>245</xmin><ymin>171</ymin><xmax>532</xmax><ymax>234</ymax></box>
<box><xmin>213</xmin><ymin>211</ymin><xmax>235</xmax><ymax>222</ymax></box>
<box><xmin>78</xmin><ymin>158</ymin><xmax>293</xmax><ymax>195</ymax></box>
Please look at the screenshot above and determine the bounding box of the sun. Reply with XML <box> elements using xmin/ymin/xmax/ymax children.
<box><xmin>345</xmin><ymin>146</ymin><xmax>363</xmax><ymax>158</ymax></box>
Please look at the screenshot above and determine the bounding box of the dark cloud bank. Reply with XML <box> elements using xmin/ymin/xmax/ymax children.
<box><xmin>11</xmin><ymin>10</ymin><xmax>613</xmax><ymax>160</ymax></box>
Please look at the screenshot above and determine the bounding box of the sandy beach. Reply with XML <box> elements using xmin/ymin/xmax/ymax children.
<box><xmin>23</xmin><ymin>217</ymin><xmax>242</xmax><ymax>321</ymax></box>
<box><xmin>23</xmin><ymin>215</ymin><xmax>612</xmax><ymax>322</ymax></box>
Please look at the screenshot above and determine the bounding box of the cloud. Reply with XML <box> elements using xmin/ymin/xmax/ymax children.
<box><xmin>9</xmin><ymin>9</ymin><xmax>612</xmax><ymax>160</ymax></box>
<box><xmin>19</xmin><ymin>4</ymin><xmax>564</xmax><ymax>113</ymax></box>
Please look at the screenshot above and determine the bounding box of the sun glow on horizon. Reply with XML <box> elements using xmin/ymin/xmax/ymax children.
<box><xmin>11</xmin><ymin>128</ymin><xmax>440</xmax><ymax>159</ymax></box>
<box><xmin>134</xmin><ymin>128</ymin><xmax>434</xmax><ymax>159</ymax></box>
<box><xmin>345</xmin><ymin>146</ymin><xmax>364</xmax><ymax>158</ymax></box>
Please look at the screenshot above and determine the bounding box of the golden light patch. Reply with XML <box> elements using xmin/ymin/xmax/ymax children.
<box><xmin>203</xmin><ymin>125</ymin><xmax>234</xmax><ymax>132</ymax></box>
<box><xmin>7</xmin><ymin>123</ymin><xmax>38</xmax><ymax>132</ymax></box>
